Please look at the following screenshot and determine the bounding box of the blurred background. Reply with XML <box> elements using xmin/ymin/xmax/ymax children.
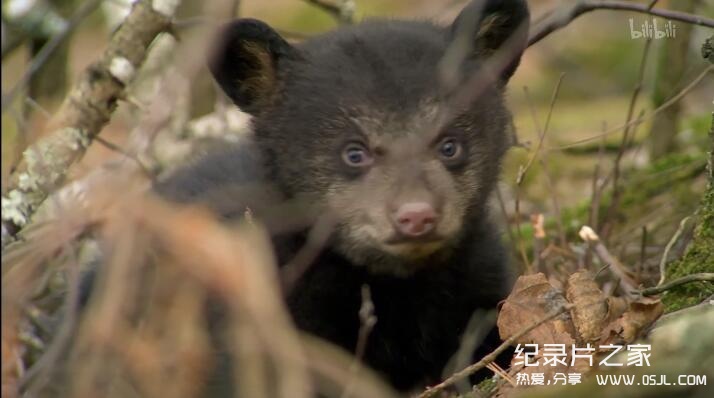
<box><xmin>3</xmin><ymin>0</ymin><xmax>712</xmax><ymax>276</ymax></box>
<box><xmin>2</xmin><ymin>1</ymin><xmax>713</xmax><ymax>397</ymax></box>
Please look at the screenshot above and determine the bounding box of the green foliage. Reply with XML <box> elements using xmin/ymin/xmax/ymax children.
<box><xmin>661</xmin><ymin>165</ymin><xmax>714</xmax><ymax>312</ymax></box>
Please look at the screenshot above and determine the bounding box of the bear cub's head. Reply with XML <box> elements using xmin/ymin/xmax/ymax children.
<box><xmin>208</xmin><ymin>0</ymin><xmax>529</xmax><ymax>275</ymax></box>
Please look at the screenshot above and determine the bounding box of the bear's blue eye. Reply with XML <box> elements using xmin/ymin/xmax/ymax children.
<box><xmin>439</xmin><ymin>138</ymin><xmax>462</xmax><ymax>159</ymax></box>
<box><xmin>342</xmin><ymin>143</ymin><xmax>373</xmax><ymax>167</ymax></box>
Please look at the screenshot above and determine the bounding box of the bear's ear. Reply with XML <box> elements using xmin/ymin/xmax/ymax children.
<box><xmin>208</xmin><ymin>19</ymin><xmax>299</xmax><ymax>113</ymax></box>
<box><xmin>448</xmin><ymin>0</ymin><xmax>529</xmax><ymax>83</ymax></box>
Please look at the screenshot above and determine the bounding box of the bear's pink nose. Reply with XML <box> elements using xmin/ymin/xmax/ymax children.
<box><xmin>393</xmin><ymin>202</ymin><xmax>437</xmax><ymax>238</ymax></box>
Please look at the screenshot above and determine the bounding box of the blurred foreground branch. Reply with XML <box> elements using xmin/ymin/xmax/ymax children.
<box><xmin>304</xmin><ymin>0</ymin><xmax>355</xmax><ymax>24</ymax></box>
<box><xmin>1</xmin><ymin>162</ymin><xmax>395</xmax><ymax>397</ymax></box>
<box><xmin>1</xmin><ymin>0</ymin><xmax>104</xmax><ymax>112</ymax></box>
<box><xmin>1</xmin><ymin>0</ymin><xmax>182</xmax><ymax>250</ymax></box>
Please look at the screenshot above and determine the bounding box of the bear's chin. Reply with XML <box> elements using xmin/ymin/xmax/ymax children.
<box><xmin>380</xmin><ymin>240</ymin><xmax>446</xmax><ymax>259</ymax></box>
<box><xmin>335</xmin><ymin>237</ymin><xmax>455</xmax><ymax>277</ymax></box>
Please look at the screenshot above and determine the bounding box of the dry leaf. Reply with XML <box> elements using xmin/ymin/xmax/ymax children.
<box><xmin>600</xmin><ymin>298</ymin><xmax>664</xmax><ymax>345</ymax></box>
<box><xmin>566</xmin><ymin>271</ymin><xmax>607</xmax><ymax>343</ymax></box>
<box><xmin>497</xmin><ymin>273</ymin><xmax>575</xmax><ymax>345</ymax></box>
<box><xmin>604</xmin><ymin>296</ymin><xmax>628</xmax><ymax>324</ymax></box>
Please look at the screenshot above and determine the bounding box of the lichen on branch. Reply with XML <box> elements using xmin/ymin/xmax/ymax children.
<box><xmin>1</xmin><ymin>0</ymin><xmax>182</xmax><ymax>249</ymax></box>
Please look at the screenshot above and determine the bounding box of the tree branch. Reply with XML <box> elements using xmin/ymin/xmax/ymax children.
<box><xmin>529</xmin><ymin>0</ymin><xmax>714</xmax><ymax>47</ymax></box>
<box><xmin>639</xmin><ymin>273</ymin><xmax>714</xmax><ymax>296</ymax></box>
<box><xmin>418</xmin><ymin>304</ymin><xmax>573</xmax><ymax>398</ymax></box>
<box><xmin>551</xmin><ymin>65</ymin><xmax>713</xmax><ymax>151</ymax></box>
<box><xmin>1</xmin><ymin>0</ymin><xmax>182</xmax><ymax>250</ymax></box>
<box><xmin>657</xmin><ymin>216</ymin><xmax>692</xmax><ymax>286</ymax></box>
<box><xmin>1</xmin><ymin>0</ymin><xmax>103</xmax><ymax>112</ymax></box>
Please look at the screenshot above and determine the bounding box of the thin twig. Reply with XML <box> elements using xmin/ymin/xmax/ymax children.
<box><xmin>354</xmin><ymin>285</ymin><xmax>376</xmax><ymax>363</ymax></box>
<box><xmin>657</xmin><ymin>216</ymin><xmax>692</xmax><ymax>286</ymax></box>
<box><xmin>485</xmin><ymin>362</ymin><xmax>515</xmax><ymax>387</ymax></box>
<box><xmin>513</xmin><ymin>179</ymin><xmax>531</xmax><ymax>271</ymax></box>
<box><xmin>528</xmin><ymin>0</ymin><xmax>714</xmax><ymax>47</ymax></box>
<box><xmin>601</xmin><ymin>37</ymin><xmax>652</xmax><ymax>241</ymax></box>
<box><xmin>637</xmin><ymin>226</ymin><xmax>647</xmax><ymax>283</ymax></box>
<box><xmin>281</xmin><ymin>213</ymin><xmax>337</xmax><ymax>293</ymax></box>
<box><xmin>585</xmin><ymin>127</ymin><xmax>607</xmax><ymax>269</ymax></box>
<box><xmin>595</xmin><ymin>263</ymin><xmax>611</xmax><ymax>278</ymax></box>
<box><xmin>94</xmin><ymin>136</ymin><xmax>156</xmax><ymax>180</ymax></box>
<box><xmin>540</xmin><ymin>159</ymin><xmax>567</xmax><ymax>249</ymax></box>
<box><xmin>495</xmin><ymin>185</ymin><xmax>517</xmax><ymax>248</ymax></box>
<box><xmin>1</xmin><ymin>0</ymin><xmax>180</xmax><ymax>250</ymax></box>
<box><xmin>1</xmin><ymin>0</ymin><xmax>104</xmax><ymax>112</ymax></box>
<box><xmin>518</xmin><ymin>73</ymin><xmax>566</xmax><ymax>185</ymax></box>
<box><xmin>24</xmin><ymin>97</ymin><xmax>52</xmax><ymax>119</ymax></box>
<box><xmin>550</xmin><ymin>65</ymin><xmax>713</xmax><ymax>151</ymax></box>
<box><xmin>418</xmin><ymin>304</ymin><xmax>573</xmax><ymax>398</ymax></box>
<box><xmin>531</xmin><ymin>213</ymin><xmax>545</xmax><ymax>273</ymax></box>
<box><xmin>579</xmin><ymin>226</ymin><xmax>638</xmax><ymax>297</ymax></box>
<box><xmin>522</xmin><ymin>74</ymin><xmax>567</xmax><ymax>249</ymax></box>
<box><xmin>639</xmin><ymin>273</ymin><xmax>714</xmax><ymax>296</ymax></box>
<box><xmin>19</xmin><ymin>239</ymin><xmax>84</xmax><ymax>394</ymax></box>
<box><xmin>340</xmin><ymin>285</ymin><xmax>377</xmax><ymax>398</ymax></box>
<box><xmin>514</xmin><ymin>74</ymin><xmax>565</xmax><ymax>271</ymax></box>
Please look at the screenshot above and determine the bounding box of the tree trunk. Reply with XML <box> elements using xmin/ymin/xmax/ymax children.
<box><xmin>647</xmin><ymin>0</ymin><xmax>701</xmax><ymax>160</ymax></box>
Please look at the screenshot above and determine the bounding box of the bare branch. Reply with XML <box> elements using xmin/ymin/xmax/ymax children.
<box><xmin>600</xmin><ymin>37</ymin><xmax>653</xmax><ymax>241</ymax></box>
<box><xmin>1</xmin><ymin>0</ymin><xmax>104</xmax><ymax>111</ymax></box>
<box><xmin>340</xmin><ymin>285</ymin><xmax>377</xmax><ymax>398</ymax></box>
<box><xmin>1</xmin><ymin>0</ymin><xmax>181</xmax><ymax>250</ymax></box>
<box><xmin>579</xmin><ymin>226</ymin><xmax>638</xmax><ymax>297</ymax></box>
<box><xmin>514</xmin><ymin>74</ymin><xmax>565</xmax><ymax>272</ymax></box>
<box><xmin>418</xmin><ymin>303</ymin><xmax>573</xmax><ymax>398</ymax></box>
<box><xmin>657</xmin><ymin>216</ymin><xmax>693</xmax><ymax>286</ymax></box>
<box><xmin>639</xmin><ymin>273</ymin><xmax>714</xmax><ymax>296</ymax></box>
<box><xmin>529</xmin><ymin>0</ymin><xmax>714</xmax><ymax>47</ymax></box>
<box><xmin>523</xmin><ymin>74</ymin><xmax>568</xmax><ymax>250</ymax></box>
<box><xmin>550</xmin><ymin>65</ymin><xmax>713</xmax><ymax>151</ymax></box>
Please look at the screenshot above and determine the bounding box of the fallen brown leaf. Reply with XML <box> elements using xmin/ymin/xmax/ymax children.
<box><xmin>495</xmin><ymin>273</ymin><xmax>666</xmax><ymax>398</ymax></box>
<box><xmin>604</xmin><ymin>296</ymin><xmax>628</xmax><ymax>324</ymax></box>
<box><xmin>566</xmin><ymin>271</ymin><xmax>607</xmax><ymax>344</ymax></box>
<box><xmin>600</xmin><ymin>298</ymin><xmax>664</xmax><ymax>345</ymax></box>
<box><xmin>497</xmin><ymin>273</ymin><xmax>575</xmax><ymax>345</ymax></box>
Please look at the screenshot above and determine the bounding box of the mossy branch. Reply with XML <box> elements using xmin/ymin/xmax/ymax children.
<box><xmin>1</xmin><ymin>0</ymin><xmax>182</xmax><ymax>250</ymax></box>
<box><xmin>639</xmin><ymin>273</ymin><xmax>714</xmax><ymax>297</ymax></box>
<box><xmin>660</xmin><ymin>44</ymin><xmax>714</xmax><ymax>311</ymax></box>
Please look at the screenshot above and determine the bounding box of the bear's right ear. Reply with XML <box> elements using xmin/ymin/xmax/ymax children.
<box><xmin>208</xmin><ymin>19</ymin><xmax>299</xmax><ymax>113</ymax></box>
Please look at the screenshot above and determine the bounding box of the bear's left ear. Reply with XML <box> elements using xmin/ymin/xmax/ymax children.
<box><xmin>449</xmin><ymin>0</ymin><xmax>530</xmax><ymax>83</ymax></box>
<box><xmin>208</xmin><ymin>19</ymin><xmax>300</xmax><ymax>113</ymax></box>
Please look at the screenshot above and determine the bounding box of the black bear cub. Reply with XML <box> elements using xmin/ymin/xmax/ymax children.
<box><xmin>156</xmin><ymin>0</ymin><xmax>529</xmax><ymax>394</ymax></box>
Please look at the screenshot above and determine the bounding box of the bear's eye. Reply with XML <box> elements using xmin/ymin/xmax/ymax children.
<box><xmin>342</xmin><ymin>143</ymin><xmax>373</xmax><ymax>167</ymax></box>
<box><xmin>438</xmin><ymin>138</ymin><xmax>463</xmax><ymax>160</ymax></box>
